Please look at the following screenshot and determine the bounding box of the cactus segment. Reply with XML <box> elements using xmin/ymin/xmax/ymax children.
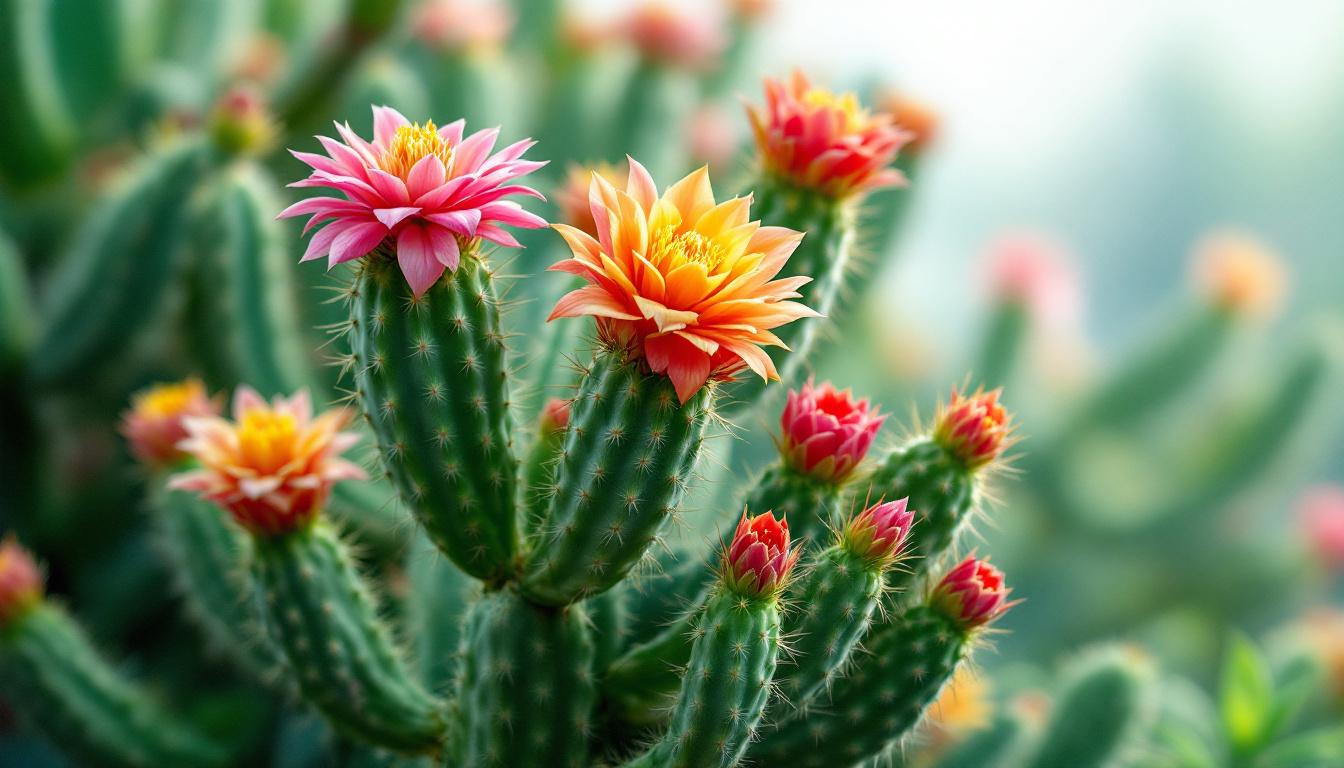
<box><xmin>351</xmin><ymin>250</ymin><xmax>519</xmax><ymax>583</ymax></box>
<box><xmin>624</xmin><ymin>587</ymin><xmax>780</xmax><ymax>768</ymax></box>
<box><xmin>184</xmin><ymin>162</ymin><xmax>312</xmax><ymax>397</ymax></box>
<box><xmin>32</xmin><ymin>139</ymin><xmax>208</xmax><ymax>384</ymax></box>
<box><xmin>521</xmin><ymin>351</ymin><xmax>710</xmax><ymax>606</ymax></box>
<box><xmin>748</xmin><ymin>604</ymin><xmax>968</xmax><ymax>766</ymax></box>
<box><xmin>603</xmin><ymin>600</ymin><xmax>700</xmax><ymax>728</ymax></box>
<box><xmin>0</xmin><ymin>0</ymin><xmax>76</xmax><ymax>188</ymax></box>
<box><xmin>0</xmin><ymin>230</ymin><xmax>33</xmax><ymax>373</ymax></box>
<box><xmin>774</xmin><ymin>544</ymin><xmax>885</xmax><ymax>712</ymax></box>
<box><xmin>975</xmin><ymin>300</ymin><xmax>1029</xmax><ymax>389</ymax></box>
<box><xmin>151</xmin><ymin>485</ymin><xmax>288</xmax><ymax>687</ymax></box>
<box><xmin>1024</xmin><ymin>646</ymin><xmax>1156</xmax><ymax>768</ymax></box>
<box><xmin>0</xmin><ymin>604</ymin><xmax>229</xmax><ymax>768</ymax></box>
<box><xmin>742</xmin><ymin>462</ymin><xmax>842</xmax><ymax>552</ymax></box>
<box><xmin>453</xmin><ymin>590</ymin><xmax>596</xmax><ymax>768</ymax></box>
<box><xmin>252</xmin><ymin>521</ymin><xmax>444</xmax><ymax>752</ymax></box>
<box><xmin>857</xmin><ymin>438</ymin><xmax>975</xmax><ymax>596</ymax></box>
<box><xmin>405</xmin><ymin>534</ymin><xmax>475</xmax><ymax>692</ymax></box>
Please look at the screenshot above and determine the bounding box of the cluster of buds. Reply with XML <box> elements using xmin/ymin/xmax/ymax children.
<box><xmin>778</xmin><ymin>379</ymin><xmax>886</xmax><ymax>483</ymax></box>
<box><xmin>723</xmin><ymin>512</ymin><xmax>800</xmax><ymax>598</ymax></box>
<box><xmin>932</xmin><ymin>556</ymin><xmax>1011</xmax><ymax>631</ymax></box>
<box><xmin>0</xmin><ymin>537</ymin><xmax>42</xmax><ymax>627</ymax></box>
<box><xmin>119</xmin><ymin>379</ymin><xmax>220</xmax><ymax>468</ymax></box>
<box><xmin>933</xmin><ymin>387</ymin><xmax>1012</xmax><ymax>470</ymax></box>
<box><xmin>843</xmin><ymin>498</ymin><xmax>915</xmax><ymax>568</ymax></box>
<box><xmin>169</xmin><ymin>388</ymin><xmax>365</xmax><ymax>535</ymax></box>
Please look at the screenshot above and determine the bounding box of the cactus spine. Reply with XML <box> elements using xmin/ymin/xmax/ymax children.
<box><xmin>350</xmin><ymin>249</ymin><xmax>519</xmax><ymax>583</ymax></box>
<box><xmin>521</xmin><ymin>351</ymin><xmax>710</xmax><ymax>606</ymax></box>
<box><xmin>252</xmin><ymin>521</ymin><xmax>445</xmax><ymax>752</ymax></box>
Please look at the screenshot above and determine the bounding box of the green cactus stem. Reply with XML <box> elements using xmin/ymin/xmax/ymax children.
<box><xmin>150</xmin><ymin>485</ymin><xmax>288</xmax><ymax>688</ymax></box>
<box><xmin>974</xmin><ymin>300</ymin><xmax>1029</xmax><ymax>390</ymax></box>
<box><xmin>452</xmin><ymin>589</ymin><xmax>596</xmax><ymax>768</ymax></box>
<box><xmin>405</xmin><ymin>534</ymin><xmax>475</xmax><ymax>692</ymax></box>
<box><xmin>32</xmin><ymin>138</ymin><xmax>208</xmax><ymax>384</ymax></box>
<box><xmin>743</xmin><ymin>462</ymin><xmax>843</xmax><ymax>551</ymax></box>
<box><xmin>350</xmin><ymin>249</ymin><xmax>520</xmax><ymax>583</ymax></box>
<box><xmin>521</xmin><ymin>350</ymin><xmax>710</xmax><ymax>606</ymax></box>
<box><xmin>0</xmin><ymin>604</ymin><xmax>229</xmax><ymax>768</ymax></box>
<box><xmin>252</xmin><ymin>520</ymin><xmax>444</xmax><ymax>753</ymax></box>
<box><xmin>1024</xmin><ymin>646</ymin><xmax>1156</xmax><ymax>768</ymax></box>
<box><xmin>746</xmin><ymin>603</ymin><xmax>968</xmax><ymax>767</ymax></box>
<box><xmin>0</xmin><ymin>0</ymin><xmax>76</xmax><ymax>188</ymax></box>
<box><xmin>184</xmin><ymin>161</ymin><xmax>313</xmax><ymax>397</ymax></box>
<box><xmin>623</xmin><ymin>587</ymin><xmax>781</xmax><ymax>768</ymax></box>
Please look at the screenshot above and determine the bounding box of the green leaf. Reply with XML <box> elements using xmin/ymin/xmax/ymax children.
<box><xmin>1219</xmin><ymin>633</ymin><xmax>1274</xmax><ymax>753</ymax></box>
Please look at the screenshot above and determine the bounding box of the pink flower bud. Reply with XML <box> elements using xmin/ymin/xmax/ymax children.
<box><xmin>983</xmin><ymin>232</ymin><xmax>1081</xmax><ymax>329</ymax></box>
<box><xmin>779</xmin><ymin>379</ymin><xmax>886</xmax><ymax>483</ymax></box>
<box><xmin>931</xmin><ymin>556</ymin><xmax>1010</xmax><ymax>630</ymax></box>
<box><xmin>723</xmin><ymin>512</ymin><xmax>799</xmax><ymax>598</ymax></box>
<box><xmin>843</xmin><ymin>498</ymin><xmax>914</xmax><ymax>568</ymax></box>
<box><xmin>1298</xmin><ymin>486</ymin><xmax>1344</xmax><ymax>570</ymax></box>
<box><xmin>0</xmin><ymin>537</ymin><xmax>42</xmax><ymax>627</ymax></box>
<box><xmin>623</xmin><ymin>2</ymin><xmax>724</xmax><ymax>70</ymax></box>
<box><xmin>540</xmin><ymin>397</ymin><xmax>571</xmax><ymax>434</ymax></box>
<box><xmin>933</xmin><ymin>387</ymin><xmax>1011</xmax><ymax>470</ymax></box>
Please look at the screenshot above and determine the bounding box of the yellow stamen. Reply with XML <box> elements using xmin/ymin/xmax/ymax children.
<box><xmin>381</xmin><ymin>121</ymin><xmax>453</xmax><ymax>179</ymax></box>
<box><xmin>237</xmin><ymin>410</ymin><xmax>299</xmax><ymax>475</ymax></box>
<box><xmin>650</xmin><ymin>225</ymin><xmax>727</xmax><ymax>271</ymax></box>
<box><xmin>135</xmin><ymin>381</ymin><xmax>205</xmax><ymax>418</ymax></box>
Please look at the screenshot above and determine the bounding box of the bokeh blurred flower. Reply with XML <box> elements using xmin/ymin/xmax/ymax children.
<box><xmin>1297</xmin><ymin>485</ymin><xmax>1344</xmax><ymax>569</ymax></box>
<box><xmin>748</xmin><ymin>71</ymin><xmax>910</xmax><ymax>199</ymax></box>
<box><xmin>727</xmin><ymin>0</ymin><xmax>775</xmax><ymax>21</ymax></box>
<box><xmin>723</xmin><ymin>511</ymin><xmax>799</xmax><ymax>598</ymax></box>
<box><xmin>548</xmin><ymin>159</ymin><xmax>816</xmax><ymax>403</ymax></box>
<box><xmin>170</xmin><ymin>388</ymin><xmax>365</xmax><ymax>535</ymax></box>
<box><xmin>934</xmin><ymin>387</ymin><xmax>1012</xmax><ymax>470</ymax></box>
<box><xmin>687</xmin><ymin>103</ymin><xmax>740</xmax><ymax>169</ymax></box>
<box><xmin>932</xmin><ymin>556</ymin><xmax>1011</xmax><ymax>630</ymax></box>
<box><xmin>280</xmin><ymin>105</ymin><xmax>548</xmax><ymax>296</ymax></box>
<box><xmin>120</xmin><ymin>379</ymin><xmax>221</xmax><ymax>468</ymax></box>
<box><xmin>413</xmin><ymin>0</ymin><xmax>513</xmax><ymax>52</ymax></box>
<box><xmin>984</xmin><ymin>231</ymin><xmax>1082</xmax><ymax>329</ymax></box>
<box><xmin>555</xmin><ymin>162</ymin><xmax>624</xmax><ymax>239</ymax></box>
<box><xmin>540</xmin><ymin>397</ymin><xmax>571</xmax><ymax>434</ymax></box>
<box><xmin>877</xmin><ymin>88</ymin><xmax>939</xmax><ymax>154</ymax></box>
<box><xmin>1191</xmin><ymin>230</ymin><xmax>1287</xmax><ymax>317</ymax></box>
<box><xmin>209</xmin><ymin>84</ymin><xmax>276</xmax><ymax>155</ymax></box>
<box><xmin>623</xmin><ymin>2</ymin><xmax>724</xmax><ymax>70</ymax></box>
<box><xmin>927</xmin><ymin>666</ymin><xmax>993</xmax><ymax>735</ymax></box>
<box><xmin>778</xmin><ymin>378</ymin><xmax>885</xmax><ymax>483</ymax></box>
<box><xmin>0</xmin><ymin>537</ymin><xmax>42</xmax><ymax>627</ymax></box>
<box><xmin>843</xmin><ymin>498</ymin><xmax>914</xmax><ymax>568</ymax></box>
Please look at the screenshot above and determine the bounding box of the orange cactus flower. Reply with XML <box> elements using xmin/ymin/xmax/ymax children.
<box><xmin>548</xmin><ymin>158</ymin><xmax>817</xmax><ymax>403</ymax></box>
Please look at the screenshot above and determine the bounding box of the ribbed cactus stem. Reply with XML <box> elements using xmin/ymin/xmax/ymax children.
<box><xmin>252</xmin><ymin>521</ymin><xmax>444</xmax><ymax>752</ymax></box>
<box><xmin>150</xmin><ymin>485</ymin><xmax>288</xmax><ymax>688</ymax></box>
<box><xmin>0</xmin><ymin>604</ymin><xmax>229</xmax><ymax>767</ymax></box>
<box><xmin>350</xmin><ymin>247</ymin><xmax>519</xmax><ymax>583</ymax></box>
<box><xmin>521</xmin><ymin>350</ymin><xmax>710</xmax><ymax>606</ymax></box>
<box><xmin>405</xmin><ymin>533</ymin><xmax>475</xmax><ymax>692</ymax></box>
<box><xmin>452</xmin><ymin>590</ymin><xmax>596</xmax><ymax>768</ymax></box>
<box><xmin>623</xmin><ymin>588</ymin><xmax>781</xmax><ymax>768</ymax></box>
<box><xmin>747</xmin><ymin>603</ymin><xmax>968</xmax><ymax>766</ymax></box>
<box><xmin>742</xmin><ymin>463</ymin><xmax>842</xmax><ymax>550</ymax></box>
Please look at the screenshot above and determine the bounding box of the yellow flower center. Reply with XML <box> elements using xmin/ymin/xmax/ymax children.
<box><xmin>803</xmin><ymin>88</ymin><xmax>870</xmax><ymax>134</ymax></box>
<box><xmin>135</xmin><ymin>381</ymin><xmax>203</xmax><ymax>418</ymax></box>
<box><xmin>237</xmin><ymin>410</ymin><xmax>299</xmax><ymax>475</ymax></box>
<box><xmin>381</xmin><ymin>121</ymin><xmax>453</xmax><ymax>179</ymax></box>
<box><xmin>650</xmin><ymin>225</ymin><xmax>727</xmax><ymax>272</ymax></box>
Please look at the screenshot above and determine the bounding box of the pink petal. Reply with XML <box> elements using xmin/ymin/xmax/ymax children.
<box><xmin>373</xmin><ymin>207</ymin><xmax>421</xmax><ymax>229</ymax></box>
<box><xmin>476</xmin><ymin>223</ymin><xmax>521</xmax><ymax>248</ymax></box>
<box><xmin>329</xmin><ymin>221</ymin><xmax>387</xmax><ymax>267</ymax></box>
<box><xmin>423</xmin><ymin>209</ymin><xmax>481</xmax><ymax>236</ymax></box>
<box><xmin>405</xmin><ymin>154</ymin><xmax>447</xmax><ymax>200</ymax></box>
<box><xmin>372</xmin><ymin>105</ymin><xmax>411</xmax><ymax>149</ymax></box>
<box><xmin>396</xmin><ymin>225</ymin><xmax>446</xmax><ymax>295</ymax></box>
<box><xmin>426</xmin><ymin>225</ymin><xmax>461</xmax><ymax>270</ymax></box>
<box><xmin>453</xmin><ymin>127</ymin><xmax>501</xmax><ymax>175</ymax></box>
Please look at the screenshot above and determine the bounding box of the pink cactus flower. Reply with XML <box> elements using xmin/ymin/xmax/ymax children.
<box><xmin>843</xmin><ymin>498</ymin><xmax>915</xmax><ymax>568</ymax></box>
<box><xmin>984</xmin><ymin>232</ymin><xmax>1082</xmax><ymax>329</ymax></box>
<box><xmin>779</xmin><ymin>379</ymin><xmax>886</xmax><ymax>483</ymax></box>
<box><xmin>120</xmin><ymin>379</ymin><xmax>222</xmax><ymax>468</ymax></box>
<box><xmin>540</xmin><ymin>397</ymin><xmax>572</xmax><ymax>434</ymax></box>
<box><xmin>932</xmin><ymin>556</ymin><xmax>1010</xmax><ymax>630</ymax></box>
<box><xmin>170</xmin><ymin>388</ymin><xmax>366</xmax><ymax>536</ymax></box>
<box><xmin>623</xmin><ymin>2</ymin><xmax>724</xmax><ymax>70</ymax></box>
<box><xmin>1298</xmin><ymin>486</ymin><xmax>1344</xmax><ymax>570</ymax></box>
<box><xmin>413</xmin><ymin>0</ymin><xmax>513</xmax><ymax>52</ymax></box>
<box><xmin>0</xmin><ymin>537</ymin><xmax>42</xmax><ymax>627</ymax></box>
<box><xmin>723</xmin><ymin>511</ymin><xmax>799</xmax><ymax>598</ymax></box>
<box><xmin>933</xmin><ymin>387</ymin><xmax>1012</xmax><ymax>471</ymax></box>
<box><xmin>686</xmin><ymin>103</ymin><xmax>739</xmax><ymax>169</ymax></box>
<box><xmin>280</xmin><ymin>105</ymin><xmax>548</xmax><ymax>296</ymax></box>
<box><xmin>748</xmin><ymin>71</ymin><xmax>910</xmax><ymax>199</ymax></box>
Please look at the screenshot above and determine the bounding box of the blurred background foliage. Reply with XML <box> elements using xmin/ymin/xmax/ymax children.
<box><xmin>0</xmin><ymin>0</ymin><xmax>1341</xmax><ymax>765</ymax></box>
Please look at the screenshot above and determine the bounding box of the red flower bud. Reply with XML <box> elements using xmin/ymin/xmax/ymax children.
<box><xmin>0</xmin><ymin>537</ymin><xmax>42</xmax><ymax>626</ymax></box>
<box><xmin>931</xmin><ymin>556</ymin><xmax>1010</xmax><ymax>630</ymax></box>
<box><xmin>723</xmin><ymin>512</ymin><xmax>799</xmax><ymax>598</ymax></box>
<box><xmin>933</xmin><ymin>387</ymin><xmax>1011</xmax><ymax>470</ymax></box>
<box><xmin>779</xmin><ymin>379</ymin><xmax>885</xmax><ymax>483</ymax></box>
<box><xmin>540</xmin><ymin>397</ymin><xmax>571</xmax><ymax>434</ymax></box>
